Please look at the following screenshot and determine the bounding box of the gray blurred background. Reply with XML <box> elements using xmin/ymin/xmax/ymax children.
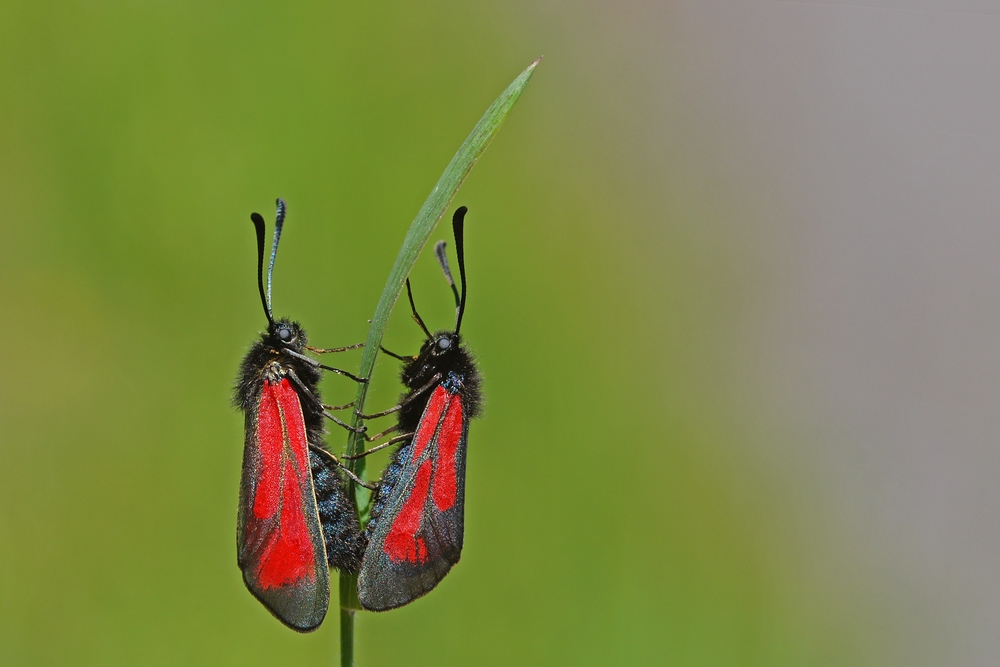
<box><xmin>669</xmin><ymin>2</ymin><xmax>1000</xmax><ymax>664</ymax></box>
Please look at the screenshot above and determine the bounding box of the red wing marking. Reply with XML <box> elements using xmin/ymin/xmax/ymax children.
<box><xmin>382</xmin><ymin>387</ymin><xmax>465</xmax><ymax>562</ymax></box>
<box><xmin>256</xmin><ymin>459</ymin><xmax>315</xmax><ymax>587</ymax></box>
<box><xmin>431</xmin><ymin>397</ymin><xmax>463</xmax><ymax>511</ymax></box>
<box><xmin>247</xmin><ymin>379</ymin><xmax>316</xmax><ymax>589</ymax></box>
<box><xmin>253</xmin><ymin>383</ymin><xmax>283</xmax><ymax>519</ymax></box>
<box><xmin>383</xmin><ymin>459</ymin><xmax>433</xmax><ymax>563</ymax></box>
<box><xmin>411</xmin><ymin>387</ymin><xmax>449</xmax><ymax>460</ymax></box>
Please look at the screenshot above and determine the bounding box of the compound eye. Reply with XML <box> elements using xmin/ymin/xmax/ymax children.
<box><xmin>277</xmin><ymin>327</ymin><xmax>294</xmax><ymax>342</ymax></box>
<box><xmin>437</xmin><ymin>337</ymin><xmax>452</xmax><ymax>351</ymax></box>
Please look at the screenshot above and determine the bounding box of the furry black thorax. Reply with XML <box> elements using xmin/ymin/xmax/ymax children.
<box><xmin>234</xmin><ymin>319</ymin><xmax>319</xmax><ymax>429</ymax></box>
<box><xmin>396</xmin><ymin>329</ymin><xmax>482</xmax><ymax>435</ymax></box>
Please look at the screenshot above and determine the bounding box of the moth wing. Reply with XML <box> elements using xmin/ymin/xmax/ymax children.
<box><xmin>358</xmin><ymin>387</ymin><xmax>469</xmax><ymax>611</ymax></box>
<box><xmin>237</xmin><ymin>378</ymin><xmax>330</xmax><ymax>631</ymax></box>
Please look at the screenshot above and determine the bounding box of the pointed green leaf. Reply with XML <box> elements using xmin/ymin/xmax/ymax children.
<box><xmin>346</xmin><ymin>56</ymin><xmax>541</xmax><ymax>469</ymax></box>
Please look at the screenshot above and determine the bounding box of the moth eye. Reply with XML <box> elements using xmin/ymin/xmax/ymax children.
<box><xmin>437</xmin><ymin>337</ymin><xmax>451</xmax><ymax>350</ymax></box>
<box><xmin>278</xmin><ymin>327</ymin><xmax>294</xmax><ymax>342</ymax></box>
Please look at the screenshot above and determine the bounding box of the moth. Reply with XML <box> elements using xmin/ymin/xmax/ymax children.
<box><xmin>356</xmin><ymin>207</ymin><xmax>483</xmax><ymax>611</ymax></box>
<box><xmin>233</xmin><ymin>199</ymin><xmax>367</xmax><ymax>631</ymax></box>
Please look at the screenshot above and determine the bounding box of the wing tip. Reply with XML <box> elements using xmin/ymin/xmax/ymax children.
<box><xmin>241</xmin><ymin>566</ymin><xmax>330</xmax><ymax>632</ymax></box>
<box><xmin>357</xmin><ymin>553</ymin><xmax>461</xmax><ymax>612</ymax></box>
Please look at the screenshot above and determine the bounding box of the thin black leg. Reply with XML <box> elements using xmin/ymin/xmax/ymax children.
<box><xmin>306</xmin><ymin>342</ymin><xmax>365</xmax><ymax>353</ymax></box>
<box><xmin>379</xmin><ymin>346</ymin><xmax>415</xmax><ymax>361</ymax></box>
<box><xmin>342</xmin><ymin>433</ymin><xmax>413</xmax><ymax>460</ymax></box>
<box><xmin>356</xmin><ymin>373</ymin><xmax>442</xmax><ymax>420</ymax></box>
<box><xmin>282</xmin><ymin>348</ymin><xmax>368</xmax><ymax>384</ymax></box>
<box><xmin>287</xmin><ymin>370</ymin><xmax>367</xmax><ymax>435</ymax></box>
<box><xmin>309</xmin><ymin>445</ymin><xmax>376</xmax><ymax>490</ymax></box>
<box><xmin>363</xmin><ymin>424</ymin><xmax>399</xmax><ymax>442</ymax></box>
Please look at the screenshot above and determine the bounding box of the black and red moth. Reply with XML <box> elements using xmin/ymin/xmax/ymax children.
<box><xmin>358</xmin><ymin>206</ymin><xmax>483</xmax><ymax>611</ymax></box>
<box><xmin>233</xmin><ymin>199</ymin><xmax>365</xmax><ymax>631</ymax></box>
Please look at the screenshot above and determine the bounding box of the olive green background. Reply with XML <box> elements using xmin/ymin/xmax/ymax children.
<box><xmin>1</xmin><ymin>2</ymin><xmax>969</xmax><ymax>666</ymax></box>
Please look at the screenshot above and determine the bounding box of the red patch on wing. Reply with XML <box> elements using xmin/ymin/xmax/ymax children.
<box><xmin>384</xmin><ymin>459</ymin><xmax>433</xmax><ymax>563</ymax></box>
<box><xmin>412</xmin><ymin>387</ymin><xmax>448</xmax><ymax>460</ymax></box>
<box><xmin>256</xmin><ymin>459</ymin><xmax>316</xmax><ymax>587</ymax></box>
<box><xmin>248</xmin><ymin>379</ymin><xmax>316</xmax><ymax>589</ymax></box>
<box><xmin>431</xmin><ymin>396</ymin><xmax>463</xmax><ymax>511</ymax></box>
<box><xmin>253</xmin><ymin>383</ymin><xmax>283</xmax><ymax>518</ymax></box>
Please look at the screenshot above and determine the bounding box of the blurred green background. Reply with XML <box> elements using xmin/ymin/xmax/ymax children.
<box><xmin>0</xmin><ymin>2</ymin><xmax>931</xmax><ymax>666</ymax></box>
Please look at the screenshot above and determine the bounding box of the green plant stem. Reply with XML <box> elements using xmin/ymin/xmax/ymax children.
<box><xmin>339</xmin><ymin>605</ymin><xmax>354</xmax><ymax>667</ymax></box>
<box><xmin>337</xmin><ymin>56</ymin><xmax>540</xmax><ymax>667</ymax></box>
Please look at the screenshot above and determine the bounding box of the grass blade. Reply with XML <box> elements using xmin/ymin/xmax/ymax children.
<box><xmin>345</xmin><ymin>56</ymin><xmax>541</xmax><ymax>475</ymax></box>
<box><xmin>337</xmin><ymin>56</ymin><xmax>540</xmax><ymax>666</ymax></box>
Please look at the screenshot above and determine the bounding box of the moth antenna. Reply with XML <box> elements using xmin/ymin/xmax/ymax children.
<box><xmin>434</xmin><ymin>240</ymin><xmax>461</xmax><ymax>310</ymax></box>
<box><xmin>250</xmin><ymin>212</ymin><xmax>275</xmax><ymax>327</ymax></box>
<box><xmin>452</xmin><ymin>206</ymin><xmax>468</xmax><ymax>334</ymax></box>
<box><xmin>406</xmin><ymin>278</ymin><xmax>432</xmax><ymax>339</ymax></box>
<box><xmin>266</xmin><ymin>198</ymin><xmax>287</xmax><ymax>312</ymax></box>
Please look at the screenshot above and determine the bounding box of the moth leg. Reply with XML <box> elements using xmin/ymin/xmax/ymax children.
<box><xmin>323</xmin><ymin>401</ymin><xmax>355</xmax><ymax>411</ymax></box>
<box><xmin>378</xmin><ymin>346</ymin><xmax>415</xmax><ymax>361</ymax></box>
<box><xmin>363</xmin><ymin>424</ymin><xmax>399</xmax><ymax>442</ymax></box>
<box><xmin>309</xmin><ymin>445</ymin><xmax>376</xmax><ymax>490</ymax></box>
<box><xmin>282</xmin><ymin>348</ymin><xmax>368</xmax><ymax>384</ymax></box>
<box><xmin>356</xmin><ymin>372</ymin><xmax>442</xmax><ymax>420</ymax></box>
<box><xmin>307</xmin><ymin>342</ymin><xmax>411</xmax><ymax>359</ymax></box>
<box><xmin>342</xmin><ymin>433</ymin><xmax>413</xmax><ymax>460</ymax></box>
<box><xmin>306</xmin><ymin>342</ymin><xmax>365</xmax><ymax>353</ymax></box>
<box><xmin>286</xmin><ymin>369</ymin><xmax>367</xmax><ymax>434</ymax></box>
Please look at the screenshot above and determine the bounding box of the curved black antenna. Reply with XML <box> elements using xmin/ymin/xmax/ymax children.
<box><xmin>434</xmin><ymin>240</ymin><xmax>461</xmax><ymax>310</ymax></box>
<box><xmin>406</xmin><ymin>278</ymin><xmax>432</xmax><ymax>339</ymax></box>
<box><xmin>266</xmin><ymin>198</ymin><xmax>287</xmax><ymax>312</ymax></box>
<box><xmin>452</xmin><ymin>206</ymin><xmax>468</xmax><ymax>334</ymax></box>
<box><xmin>250</xmin><ymin>212</ymin><xmax>275</xmax><ymax>326</ymax></box>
